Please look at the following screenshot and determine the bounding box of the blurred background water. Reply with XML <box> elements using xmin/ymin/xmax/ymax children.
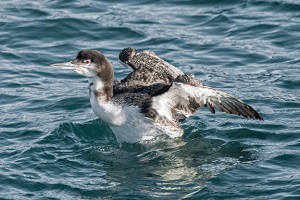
<box><xmin>1</xmin><ymin>0</ymin><xmax>300</xmax><ymax>199</ymax></box>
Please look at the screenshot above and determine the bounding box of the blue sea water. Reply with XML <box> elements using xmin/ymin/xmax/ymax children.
<box><xmin>1</xmin><ymin>0</ymin><xmax>300</xmax><ymax>199</ymax></box>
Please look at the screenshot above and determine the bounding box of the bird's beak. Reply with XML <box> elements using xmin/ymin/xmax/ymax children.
<box><xmin>51</xmin><ymin>61</ymin><xmax>76</xmax><ymax>70</ymax></box>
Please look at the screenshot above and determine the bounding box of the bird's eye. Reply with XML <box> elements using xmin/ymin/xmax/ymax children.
<box><xmin>83</xmin><ymin>60</ymin><xmax>90</xmax><ymax>64</ymax></box>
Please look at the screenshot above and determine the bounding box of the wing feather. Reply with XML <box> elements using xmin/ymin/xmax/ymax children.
<box><xmin>151</xmin><ymin>79</ymin><xmax>263</xmax><ymax>121</ymax></box>
<box><xmin>118</xmin><ymin>48</ymin><xmax>184</xmax><ymax>87</ymax></box>
<box><xmin>118</xmin><ymin>48</ymin><xmax>263</xmax><ymax>122</ymax></box>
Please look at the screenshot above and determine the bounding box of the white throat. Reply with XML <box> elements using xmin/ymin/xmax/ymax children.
<box><xmin>88</xmin><ymin>77</ymin><xmax>103</xmax><ymax>96</ymax></box>
<box><xmin>88</xmin><ymin>76</ymin><xmax>126</xmax><ymax>126</ymax></box>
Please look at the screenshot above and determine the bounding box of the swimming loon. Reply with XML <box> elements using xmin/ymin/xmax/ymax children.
<box><xmin>52</xmin><ymin>48</ymin><xmax>263</xmax><ymax>143</ymax></box>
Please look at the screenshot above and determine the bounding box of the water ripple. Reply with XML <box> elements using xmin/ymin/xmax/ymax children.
<box><xmin>1</xmin><ymin>0</ymin><xmax>300</xmax><ymax>199</ymax></box>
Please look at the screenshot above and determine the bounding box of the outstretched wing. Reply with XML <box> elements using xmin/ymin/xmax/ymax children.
<box><xmin>118</xmin><ymin>47</ymin><xmax>185</xmax><ymax>87</ymax></box>
<box><xmin>151</xmin><ymin>75</ymin><xmax>263</xmax><ymax>122</ymax></box>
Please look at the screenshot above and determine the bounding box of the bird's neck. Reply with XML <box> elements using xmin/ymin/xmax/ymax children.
<box><xmin>88</xmin><ymin>75</ymin><xmax>126</xmax><ymax>126</ymax></box>
<box><xmin>88</xmin><ymin>76</ymin><xmax>113</xmax><ymax>102</ymax></box>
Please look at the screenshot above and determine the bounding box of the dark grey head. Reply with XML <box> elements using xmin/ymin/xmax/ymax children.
<box><xmin>52</xmin><ymin>49</ymin><xmax>113</xmax><ymax>79</ymax></box>
<box><xmin>74</xmin><ymin>50</ymin><xmax>108</xmax><ymax>65</ymax></box>
<box><xmin>52</xmin><ymin>50</ymin><xmax>114</xmax><ymax>99</ymax></box>
<box><xmin>118</xmin><ymin>47</ymin><xmax>137</xmax><ymax>63</ymax></box>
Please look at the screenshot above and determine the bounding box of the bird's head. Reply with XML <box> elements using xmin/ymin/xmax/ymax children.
<box><xmin>52</xmin><ymin>49</ymin><xmax>113</xmax><ymax>80</ymax></box>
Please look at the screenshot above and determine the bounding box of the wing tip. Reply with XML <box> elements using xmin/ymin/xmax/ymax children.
<box><xmin>213</xmin><ymin>98</ymin><xmax>264</xmax><ymax>121</ymax></box>
<box><xmin>253</xmin><ymin>113</ymin><xmax>264</xmax><ymax>121</ymax></box>
<box><xmin>246</xmin><ymin>105</ymin><xmax>264</xmax><ymax>121</ymax></box>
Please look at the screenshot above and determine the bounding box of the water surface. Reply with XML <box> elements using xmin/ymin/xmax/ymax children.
<box><xmin>1</xmin><ymin>0</ymin><xmax>300</xmax><ymax>199</ymax></box>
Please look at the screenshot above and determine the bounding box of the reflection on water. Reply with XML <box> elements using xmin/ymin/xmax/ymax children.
<box><xmin>86</xmin><ymin>131</ymin><xmax>256</xmax><ymax>198</ymax></box>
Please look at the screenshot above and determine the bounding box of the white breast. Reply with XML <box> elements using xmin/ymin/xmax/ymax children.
<box><xmin>90</xmin><ymin>93</ymin><xmax>183</xmax><ymax>143</ymax></box>
<box><xmin>90</xmin><ymin>92</ymin><xmax>126</xmax><ymax>126</ymax></box>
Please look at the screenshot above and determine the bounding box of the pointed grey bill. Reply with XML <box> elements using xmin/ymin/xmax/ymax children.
<box><xmin>51</xmin><ymin>61</ymin><xmax>75</xmax><ymax>70</ymax></box>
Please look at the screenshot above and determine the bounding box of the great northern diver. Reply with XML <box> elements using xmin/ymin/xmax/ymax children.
<box><xmin>52</xmin><ymin>48</ymin><xmax>263</xmax><ymax>143</ymax></box>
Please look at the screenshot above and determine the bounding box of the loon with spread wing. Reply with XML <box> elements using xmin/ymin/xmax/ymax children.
<box><xmin>52</xmin><ymin>47</ymin><xmax>263</xmax><ymax>143</ymax></box>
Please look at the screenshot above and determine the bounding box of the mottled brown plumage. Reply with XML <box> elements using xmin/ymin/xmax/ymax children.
<box><xmin>117</xmin><ymin>48</ymin><xmax>263</xmax><ymax>122</ymax></box>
